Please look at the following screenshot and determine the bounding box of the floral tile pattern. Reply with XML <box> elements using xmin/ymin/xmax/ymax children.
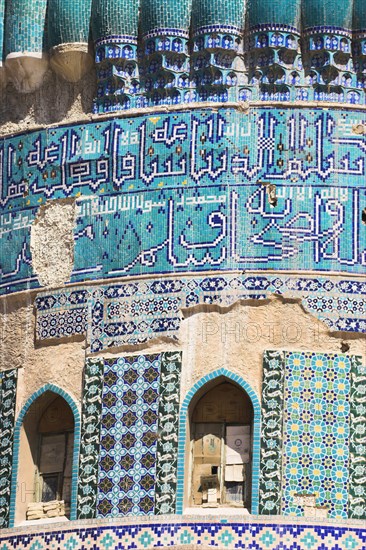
<box><xmin>348</xmin><ymin>356</ymin><xmax>366</xmax><ymax>519</ymax></box>
<box><xmin>0</xmin><ymin>369</ymin><xmax>18</xmax><ymax>528</ymax></box>
<box><xmin>259</xmin><ymin>350</ymin><xmax>285</xmax><ymax>515</ymax></box>
<box><xmin>155</xmin><ymin>351</ymin><xmax>181</xmax><ymax>515</ymax></box>
<box><xmin>77</xmin><ymin>358</ymin><xmax>104</xmax><ymax>520</ymax></box>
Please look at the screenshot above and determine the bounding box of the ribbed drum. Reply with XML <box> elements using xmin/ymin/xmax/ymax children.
<box><xmin>302</xmin><ymin>0</ymin><xmax>357</xmax><ymax>103</ymax></box>
<box><xmin>140</xmin><ymin>0</ymin><xmax>192</xmax><ymax>105</ymax></box>
<box><xmin>5</xmin><ymin>0</ymin><xmax>49</xmax><ymax>92</ymax></box>
<box><xmin>92</xmin><ymin>0</ymin><xmax>142</xmax><ymax>112</ymax></box>
<box><xmin>247</xmin><ymin>0</ymin><xmax>302</xmax><ymax>101</ymax></box>
<box><xmin>48</xmin><ymin>0</ymin><xmax>93</xmax><ymax>82</ymax></box>
<box><xmin>191</xmin><ymin>0</ymin><xmax>246</xmax><ymax>102</ymax></box>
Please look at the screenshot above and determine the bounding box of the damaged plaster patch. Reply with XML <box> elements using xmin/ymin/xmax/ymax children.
<box><xmin>30</xmin><ymin>199</ymin><xmax>76</xmax><ymax>287</ymax></box>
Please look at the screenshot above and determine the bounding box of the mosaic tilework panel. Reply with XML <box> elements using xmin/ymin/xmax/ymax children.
<box><xmin>97</xmin><ymin>355</ymin><xmax>161</xmax><ymax>518</ymax></box>
<box><xmin>35</xmin><ymin>273</ymin><xmax>365</xmax><ymax>354</ymax></box>
<box><xmin>0</xmin><ymin>519</ymin><xmax>365</xmax><ymax>550</ymax></box>
<box><xmin>259</xmin><ymin>351</ymin><xmax>366</xmax><ymax>520</ymax></box>
<box><xmin>282</xmin><ymin>353</ymin><xmax>353</xmax><ymax>519</ymax></box>
<box><xmin>259</xmin><ymin>351</ymin><xmax>285</xmax><ymax>515</ymax></box>
<box><xmin>155</xmin><ymin>352</ymin><xmax>182</xmax><ymax>515</ymax></box>
<box><xmin>0</xmin><ymin>369</ymin><xmax>17</xmax><ymax>529</ymax></box>
<box><xmin>77</xmin><ymin>359</ymin><xmax>104</xmax><ymax>520</ymax></box>
<box><xmin>1</xmin><ymin>107</ymin><xmax>366</xmax><ymax>296</ymax></box>
<box><xmin>348</xmin><ymin>357</ymin><xmax>366</xmax><ymax>519</ymax></box>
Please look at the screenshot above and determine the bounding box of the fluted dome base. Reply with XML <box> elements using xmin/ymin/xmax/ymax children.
<box><xmin>5</xmin><ymin>53</ymin><xmax>49</xmax><ymax>93</ymax></box>
<box><xmin>50</xmin><ymin>43</ymin><xmax>94</xmax><ymax>83</ymax></box>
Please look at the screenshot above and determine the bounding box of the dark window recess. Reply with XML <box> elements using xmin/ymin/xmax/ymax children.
<box><xmin>41</xmin><ymin>474</ymin><xmax>59</xmax><ymax>502</ymax></box>
<box><xmin>225</xmin><ymin>482</ymin><xmax>244</xmax><ymax>503</ymax></box>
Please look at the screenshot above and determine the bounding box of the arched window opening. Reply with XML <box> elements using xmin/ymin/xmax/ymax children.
<box><xmin>15</xmin><ymin>391</ymin><xmax>75</xmax><ymax>524</ymax></box>
<box><xmin>189</xmin><ymin>381</ymin><xmax>254</xmax><ymax>510</ymax></box>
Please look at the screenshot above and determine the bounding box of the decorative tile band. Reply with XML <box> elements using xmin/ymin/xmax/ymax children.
<box><xmin>281</xmin><ymin>352</ymin><xmax>352</xmax><ymax>519</ymax></box>
<box><xmin>35</xmin><ymin>273</ymin><xmax>365</xmax><ymax>353</ymax></box>
<box><xmin>0</xmin><ymin>518</ymin><xmax>365</xmax><ymax>550</ymax></box>
<box><xmin>0</xmin><ymin>369</ymin><xmax>17</xmax><ymax>529</ymax></box>
<box><xmin>1</xmin><ymin>107</ymin><xmax>366</xmax><ymax>296</ymax></box>
<box><xmin>259</xmin><ymin>351</ymin><xmax>285</xmax><ymax>515</ymax></box>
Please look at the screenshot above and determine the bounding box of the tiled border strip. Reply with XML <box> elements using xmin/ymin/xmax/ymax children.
<box><xmin>9</xmin><ymin>384</ymin><xmax>81</xmax><ymax>527</ymax></box>
<box><xmin>0</xmin><ymin>518</ymin><xmax>365</xmax><ymax>549</ymax></box>
<box><xmin>176</xmin><ymin>369</ymin><xmax>261</xmax><ymax>515</ymax></box>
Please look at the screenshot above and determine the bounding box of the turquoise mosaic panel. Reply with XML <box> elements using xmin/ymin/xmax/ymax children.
<box><xmin>97</xmin><ymin>355</ymin><xmax>161</xmax><ymax>517</ymax></box>
<box><xmin>5</xmin><ymin>0</ymin><xmax>47</xmax><ymax>55</ymax></box>
<box><xmin>155</xmin><ymin>351</ymin><xmax>182</xmax><ymax>515</ymax></box>
<box><xmin>1</xmin><ymin>107</ymin><xmax>365</xmax><ymax>296</ymax></box>
<box><xmin>349</xmin><ymin>356</ymin><xmax>366</xmax><ymax>519</ymax></box>
<box><xmin>259</xmin><ymin>350</ymin><xmax>285</xmax><ymax>515</ymax></box>
<box><xmin>281</xmin><ymin>352</ymin><xmax>352</xmax><ymax>519</ymax></box>
<box><xmin>77</xmin><ymin>358</ymin><xmax>104</xmax><ymax>520</ymax></box>
<box><xmin>48</xmin><ymin>0</ymin><xmax>92</xmax><ymax>48</ymax></box>
<box><xmin>0</xmin><ymin>369</ymin><xmax>17</xmax><ymax>529</ymax></box>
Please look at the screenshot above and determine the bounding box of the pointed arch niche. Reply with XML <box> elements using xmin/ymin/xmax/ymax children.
<box><xmin>9</xmin><ymin>385</ymin><xmax>81</xmax><ymax>527</ymax></box>
<box><xmin>176</xmin><ymin>370</ymin><xmax>261</xmax><ymax>515</ymax></box>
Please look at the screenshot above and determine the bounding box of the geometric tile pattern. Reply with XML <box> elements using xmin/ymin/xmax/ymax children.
<box><xmin>97</xmin><ymin>355</ymin><xmax>161</xmax><ymax>518</ymax></box>
<box><xmin>35</xmin><ymin>273</ymin><xmax>366</xmax><ymax>354</ymax></box>
<box><xmin>260</xmin><ymin>351</ymin><xmax>366</xmax><ymax>520</ymax></box>
<box><xmin>0</xmin><ymin>369</ymin><xmax>17</xmax><ymax>529</ymax></box>
<box><xmin>77</xmin><ymin>359</ymin><xmax>104</xmax><ymax>520</ymax></box>
<box><xmin>348</xmin><ymin>356</ymin><xmax>366</xmax><ymax>520</ymax></box>
<box><xmin>259</xmin><ymin>350</ymin><xmax>285</xmax><ymax>515</ymax></box>
<box><xmin>78</xmin><ymin>353</ymin><xmax>183</xmax><ymax>520</ymax></box>
<box><xmin>35</xmin><ymin>289</ymin><xmax>88</xmax><ymax>340</ymax></box>
<box><xmin>282</xmin><ymin>352</ymin><xmax>352</xmax><ymax>519</ymax></box>
<box><xmin>0</xmin><ymin>519</ymin><xmax>365</xmax><ymax>549</ymax></box>
<box><xmin>1</xmin><ymin>108</ymin><xmax>365</xmax><ymax>297</ymax></box>
<box><xmin>155</xmin><ymin>351</ymin><xmax>181</xmax><ymax>515</ymax></box>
